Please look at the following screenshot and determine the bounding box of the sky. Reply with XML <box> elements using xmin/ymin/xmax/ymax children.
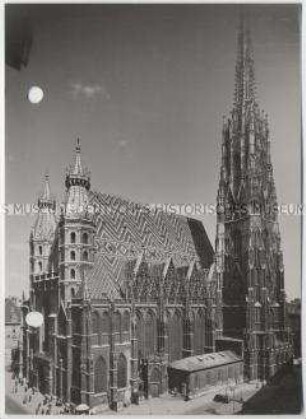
<box><xmin>5</xmin><ymin>4</ymin><xmax>301</xmax><ymax>299</ymax></box>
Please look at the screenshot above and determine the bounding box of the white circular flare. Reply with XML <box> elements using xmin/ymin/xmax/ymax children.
<box><xmin>26</xmin><ymin>311</ymin><xmax>44</xmax><ymax>328</ymax></box>
<box><xmin>28</xmin><ymin>86</ymin><xmax>44</xmax><ymax>104</ymax></box>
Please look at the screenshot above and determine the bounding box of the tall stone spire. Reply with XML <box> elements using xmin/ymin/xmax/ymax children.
<box><xmin>215</xmin><ymin>15</ymin><xmax>292</xmax><ymax>381</ymax></box>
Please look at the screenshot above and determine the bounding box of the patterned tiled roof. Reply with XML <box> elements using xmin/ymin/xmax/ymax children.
<box><xmin>86</xmin><ymin>191</ymin><xmax>214</xmax><ymax>299</ymax></box>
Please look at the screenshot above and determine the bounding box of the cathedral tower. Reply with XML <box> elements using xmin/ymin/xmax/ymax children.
<box><xmin>30</xmin><ymin>173</ymin><xmax>57</xmax><ymax>276</ymax></box>
<box><xmin>58</xmin><ymin>139</ymin><xmax>95</xmax><ymax>303</ymax></box>
<box><xmin>215</xmin><ymin>17</ymin><xmax>292</xmax><ymax>380</ymax></box>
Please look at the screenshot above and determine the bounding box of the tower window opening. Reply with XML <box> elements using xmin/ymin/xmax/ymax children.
<box><xmin>71</xmin><ymin>232</ymin><xmax>76</xmax><ymax>244</ymax></box>
<box><xmin>70</xmin><ymin>250</ymin><xmax>76</xmax><ymax>261</ymax></box>
<box><xmin>70</xmin><ymin>269</ymin><xmax>76</xmax><ymax>280</ymax></box>
<box><xmin>38</xmin><ymin>261</ymin><xmax>43</xmax><ymax>272</ymax></box>
<box><xmin>39</xmin><ymin>246</ymin><xmax>43</xmax><ymax>256</ymax></box>
<box><xmin>83</xmin><ymin>251</ymin><xmax>88</xmax><ymax>262</ymax></box>
<box><xmin>82</xmin><ymin>233</ymin><xmax>88</xmax><ymax>244</ymax></box>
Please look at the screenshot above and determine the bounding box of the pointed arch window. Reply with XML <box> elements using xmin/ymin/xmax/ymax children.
<box><xmin>117</xmin><ymin>354</ymin><xmax>127</xmax><ymax>389</ymax></box>
<box><xmin>122</xmin><ymin>311</ymin><xmax>130</xmax><ymax>342</ymax></box>
<box><xmin>194</xmin><ymin>310</ymin><xmax>205</xmax><ymax>355</ymax></box>
<box><xmin>101</xmin><ymin>312</ymin><xmax>110</xmax><ymax>334</ymax></box>
<box><xmin>168</xmin><ymin>311</ymin><xmax>183</xmax><ymax>362</ymax></box>
<box><xmin>114</xmin><ymin>312</ymin><xmax>121</xmax><ymax>343</ymax></box>
<box><xmin>92</xmin><ymin>311</ymin><xmax>101</xmax><ymax>345</ymax></box>
<box><xmin>70</xmin><ymin>250</ymin><xmax>76</xmax><ymax>261</ymax></box>
<box><xmin>70</xmin><ymin>232</ymin><xmax>76</xmax><ymax>244</ymax></box>
<box><xmin>70</xmin><ymin>269</ymin><xmax>76</xmax><ymax>280</ymax></box>
<box><xmin>94</xmin><ymin>356</ymin><xmax>107</xmax><ymax>393</ymax></box>
<box><xmin>83</xmin><ymin>251</ymin><xmax>88</xmax><ymax>262</ymax></box>
<box><xmin>136</xmin><ymin>311</ymin><xmax>145</xmax><ymax>358</ymax></box>
<box><xmin>144</xmin><ymin>311</ymin><xmax>156</xmax><ymax>357</ymax></box>
<box><xmin>39</xmin><ymin>246</ymin><xmax>43</xmax><ymax>256</ymax></box>
<box><xmin>38</xmin><ymin>261</ymin><xmax>43</xmax><ymax>272</ymax></box>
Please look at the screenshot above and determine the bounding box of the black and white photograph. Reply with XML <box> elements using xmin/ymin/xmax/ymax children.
<box><xmin>4</xmin><ymin>3</ymin><xmax>303</xmax><ymax>415</ymax></box>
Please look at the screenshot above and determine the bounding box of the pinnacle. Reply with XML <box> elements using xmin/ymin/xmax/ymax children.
<box><xmin>233</xmin><ymin>14</ymin><xmax>257</xmax><ymax>112</ymax></box>
<box><xmin>41</xmin><ymin>170</ymin><xmax>51</xmax><ymax>201</ymax></box>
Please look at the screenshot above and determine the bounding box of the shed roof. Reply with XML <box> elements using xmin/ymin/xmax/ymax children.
<box><xmin>169</xmin><ymin>351</ymin><xmax>242</xmax><ymax>373</ymax></box>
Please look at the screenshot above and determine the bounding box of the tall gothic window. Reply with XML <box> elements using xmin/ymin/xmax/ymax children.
<box><xmin>101</xmin><ymin>312</ymin><xmax>110</xmax><ymax>334</ymax></box>
<box><xmin>194</xmin><ymin>310</ymin><xmax>205</xmax><ymax>355</ymax></box>
<box><xmin>83</xmin><ymin>251</ymin><xmax>88</xmax><ymax>262</ymax></box>
<box><xmin>168</xmin><ymin>311</ymin><xmax>183</xmax><ymax>362</ymax></box>
<box><xmin>136</xmin><ymin>311</ymin><xmax>145</xmax><ymax>357</ymax></box>
<box><xmin>38</xmin><ymin>261</ymin><xmax>43</xmax><ymax>272</ymax></box>
<box><xmin>70</xmin><ymin>232</ymin><xmax>76</xmax><ymax>244</ymax></box>
<box><xmin>92</xmin><ymin>311</ymin><xmax>100</xmax><ymax>345</ymax></box>
<box><xmin>117</xmin><ymin>353</ymin><xmax>127</xmax><ymax>389</ymax></box>
<box><xmin>39</xmin><ymin>245</ymin><xmax>43</xmax><ymax>255</ymax></box>
<box><xmin>94</xmin><ymin>356</ymin><xmax>107</xmax><ymax>393</ymax></box>
<box><xmin>70</xmin><ymin>269</ymin><xmax>76</xmax><ymax>280</ymax></box>
<box><xmin>122</xmin><ymin>311</ymin><xmax>130</xmax><ymax>341</ymax></box>
<box><xmin>70</xmin><ymin>250</ymin><xmax>76</xmax><ymax>261</ymax></box>
<box><xmin>144</xmin><ymin>311</ymin><xmax>156</xmax><ymax>357</ymax></box>
<box><xmin>114</xmin><ymin>312</ymin><xmax>121</xmax><ymax>343</ymax></box>
<box><xmin>101</xmin><ymin>312</ymin><xmax>110</xmax><ymax>345</ymax></box>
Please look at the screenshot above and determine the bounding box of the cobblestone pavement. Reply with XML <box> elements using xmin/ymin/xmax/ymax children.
<box><xmin>5</xmin><ymin>368</ymin><xmax>261</xmax><ymax>416</ymax></box>
<box><xmin>95</xmin><ymin>382</ymin><xmax>261</xmax><ymax>415</ymax></box>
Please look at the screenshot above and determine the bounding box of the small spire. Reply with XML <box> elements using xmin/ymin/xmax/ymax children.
<box><xmin>73</xmin><ymin>137</ymin><xmax>84</xmax><ymax>176</ymax></box>
<box><xmin>233</xmin><ymin>11</ymin><xmax>257</xmax><ymax>113</ymax></box>
<box><xmin>65</xmin><ymin>138</ymin><xmax>91</xmax><ymax>191</ymax></box>
<box><xmin>41</xmin><ymin>170</ymin><xmax>51</xmax><ymax>201</ymax></box>
<box><xmin>38</xmin><ymin>172</ymin><xmax>55</xmax><ymax>210</ymax></box>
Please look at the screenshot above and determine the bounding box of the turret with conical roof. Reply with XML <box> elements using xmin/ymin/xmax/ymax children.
<box><xmin>30</xmin><ymin>173</ymin><xmax>57</xmax><ymax>275</ymax></box>
<box><xmin>59</xmin><ymin>139</ymin><xmax>95</xmax><ymax>304</ymax></box>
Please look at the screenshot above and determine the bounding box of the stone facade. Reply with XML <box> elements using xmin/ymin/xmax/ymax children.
<box><xmin>22</xmin><ymin>139</ymin><xmax>218</xmax><ymax>410</ymax></box>
<box><xmin>214</xmin><ymin>19</ymin><xmax>293</xmax><ymax>381</ymax></box>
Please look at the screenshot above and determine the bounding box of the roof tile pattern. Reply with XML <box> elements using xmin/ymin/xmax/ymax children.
<box><xmin>86</xmin><ymin>192</ymin><xmax>214</xmax><ymax>299</ymax></box>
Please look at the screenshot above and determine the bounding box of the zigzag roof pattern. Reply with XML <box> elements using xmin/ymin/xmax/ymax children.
<box><xmin>86</xmin><ymin>191</ymin><xmax>214</xmax><ymax>300</ymax></box>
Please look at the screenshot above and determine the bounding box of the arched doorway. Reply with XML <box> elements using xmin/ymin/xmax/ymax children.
<box><xmin>117</xmin><ymin>353</ymin><xmax>127</xmax><ymax>389</ymax></box>
<box><xmin>94</xmin><ymin>356</ymin><xmax>108</xmax><ymax>394</ymax></box>
<box><xmin>149</xmin><ymin>368</ymin><xmax>160</xmax><ymax>398</ymax></box>
<box><xmin>38</xmin><ymin>361</ymin><xmax>49</xmax><ymax>395</ymax></box>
